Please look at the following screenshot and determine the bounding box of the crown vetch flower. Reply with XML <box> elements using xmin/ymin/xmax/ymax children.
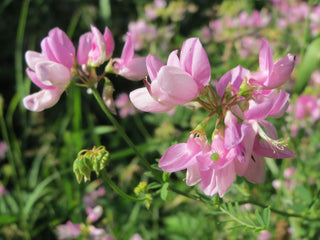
<box><xmin>23</xmin><ymin>27</ymin><xmax>75</xmax><ymax>112</ymax></box>
<box><xmin>130</xmin><ymin>37</ymin><xmax>211</xmax><ymax>112</ymax></box>
<box><xmin>77</xmin><ymin>25</ymin><xmax>114</xmax><ymax>67</ymax></box>
<box><xmin>249</xmin><ymin>38</ymin><xmax>295</xmax><ymax>89</ymax></box>
<box><xmin>113</xmin><ymin>33</ymin><xmax>148</xmax><ymax>80</ymax></box>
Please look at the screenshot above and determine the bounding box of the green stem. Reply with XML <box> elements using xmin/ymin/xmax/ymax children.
<box><xmin>91</xmin><ymin>87</ymin><xmax>152</xmax><ymax>170</ymax></box>
<box><xmin>100</xmin><ymin>170</ymin><xmax>146</xmax><ymax>202</ymax></box>
<box><xmin>238</xmin><ymin>200</ymin><xmax>320</xmax><ymax>221</ymax></box>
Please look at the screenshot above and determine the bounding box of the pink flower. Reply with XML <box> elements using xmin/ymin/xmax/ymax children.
<box><xmin>56</xmin><ymin>221</ymin><xmax>81</xmax><ymax>239</ymax></box>
<box><xmin>77</xmin><ymin>25</ymin><xmax>114</xmax><ymax>67</ymax></box>
<box><xmin>130</xmin><ymin>233</ymin><xmax>143</xmax><ymax>240</ymax></box>
<box><xmin>258</xmin><ymin>230</ymin><xmax>271</xmax><ymax>240</ymax></box>
<box><xmin>113</xmin><ymin>34</ymin><xmax>148</xmax><ymax>80</ymax></box>
<box><xmin>294</xmin><ymin>95</ymin><xmax>320</xmax><ymax>120</ymax></box>
<box><xmin>249</xmin><ymin>38</ymin><xmax>295</xmax><ymax>89</ymax></box>
<box><xmin>86</xmin><ymin>205</ymin><xmax>103</xmax><ymax>223</ymax></box>
<box><xmin>115</xmin><ymin>93</ymin><xmax>136</xmax><ymax>118</ymax></box>
<box><xmin>284</xmin><ymin>167</ymin><xmax>296</xmax><ymax>179</ymax></box>
<box><xmin>126</xmin><ymin>20</ymin><xmax>158</xmax><ymax>50</ymax></box>
<box><xmin>0</xmin><ymin>185</ymin><xmax>9</xmax><ymax>198</ymax></box>
<box><xmin>130</xmin><ymin>38</ymin><xmax>211</xmax><ymax>112</ymax></box>
<box><xmin>23</xmin><ymin>27</ymin><xmax>75</xmax><ymax>112</ymax></box>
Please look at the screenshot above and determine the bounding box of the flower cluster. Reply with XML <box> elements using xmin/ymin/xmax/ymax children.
<box><xmin>24</xmin><ymin>25</ymin><xmax>296</xmax><ymax>198</ymax></box>
<box><xmin>156</xmin><ymin>38</ymin><xmax>296</xmax><ymax>197</ymax></box>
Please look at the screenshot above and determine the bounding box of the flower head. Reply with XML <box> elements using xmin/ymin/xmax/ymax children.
<box><xmin>130</xmin><ymin>37</ymin><xmax>211</xmax><ymax>112</ymax></box>
<box><xmin>77</xmin><ymin>25</ymin><xmax>114</xmax><ymax>67</ymax></box>
<box><xmin>23</xmin><ymin>27</ymin><xmax>75</xmax><ymax>112</ymax></box>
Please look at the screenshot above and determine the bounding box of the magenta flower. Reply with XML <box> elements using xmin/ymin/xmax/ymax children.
<box><xmin>130</xmin><ymin>37</ymin><xmax>211</xmax><ymax>112</ymax></box>
<box><xmin>294</xmin><ymin>95</ymin><xmax>319</xmax><ymax>120</ymax></box>
<box><xmin>249</xmin><ymin>38</ymin><xmax>295</xmax><ymax>89</ymax></box>
<box><xmin>23</xmin><ymin>27</ymin><xmax>75</xmax><ymax>112</ymax></box>
<box><xmin>113</xmin><ymin>34</ymin><xmax>148</xmax><ymax>80</ymax></box>
<box><xmin>56</xmin><ymin>221</ymin><xmax>81</xmax><ymax>240</ymax></box>
<box><xmin>77</xmin><ymin>25</ymin><xmax>114</xmax><ymax>67</ymax></box>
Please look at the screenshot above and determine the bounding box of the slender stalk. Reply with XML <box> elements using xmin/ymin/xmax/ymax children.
<box><xmin>100</xmin><ymin>170</ymin><xmax>146</xmax><ymax>202</ymax></box>
<box><xmin>238</xmin><ymin>200</ymin><xmax>320</xmax><ymax>221</ymax></box>
<box><xmin>91</xmin><ymin>87</ymin><xmax>152</xmax><ymax>170</ymax></box>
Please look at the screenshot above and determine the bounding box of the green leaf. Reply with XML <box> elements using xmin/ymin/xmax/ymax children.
<box><xmin>263</xmin><ymin>207</ymin><xmax>271</xmax><ymax>227</ymax></box>
<box><xmin>294</xmin><ymin>37</ymin><xmax>320</xmax><ymax>94</ymax></box>
<box><xmin>255</xmin><ymin>209</ymin><xmax>265</xmax><ymax>227</ymax></box>
<box><xmin>0</xmin><ymin>214</ymin><xmax>18</xmax><ymax>224</ymax></box>
<box><xmin>160</xmin><ymin>182</ymin><xmax>169</xmax><ymax>201</ymax></box>
<box><xmin>147</xmin><ymin>182</ymin><xmax>162</xmax><ymax>190</ymax></box>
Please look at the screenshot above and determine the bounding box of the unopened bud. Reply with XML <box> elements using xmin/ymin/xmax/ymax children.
<box><xmin>102</xmin><ymin>78</ymin><xmax>116</xmax><ymax>114</ymax></box>
<box><xmin>73</xmin><ymin>146</ymin><xmax>109</xmax><ymax>183</ymax></box>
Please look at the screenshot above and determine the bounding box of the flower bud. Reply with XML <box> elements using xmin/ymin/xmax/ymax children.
<box><xmin>73</xmin><ymin>146</ymin><xmax>109</xmax><ymax>183</ymax></box>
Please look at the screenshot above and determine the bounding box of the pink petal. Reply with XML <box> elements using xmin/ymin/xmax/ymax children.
<box><xmin>259</xmin><ymin>120</ymin><xmax>278</xmax><ymax>140</ymax></box>
<box><xmin>77</xmin><ymin>32</ymin><xmax>92</xmax><ymax>65</ymax></box>
<box><xmin>244</xmin><ymin>99</ymin><xmax>274</xmax><ymax>120</ymax></box>
<box><xmin>88</xmin><ymin>25</ymin><xmax>106</xmax><ymax>66</ymax></box>
<box><xmin>48</xmin><ymin>27</ymin><xmax>75</xmax><ymax>56</ymax></box>
<box><xmin>26</xmin><ymin>68</ymin><xmax>55</xmax><ymax>90</ymax></box>
<box><xmin>268</xmin><ymin>90</ymin><xmax>289</xmax><ymax>118</ymax></box>
<box><xmin>216</xmin><ymin>65</ymin><xmax>250</xmax><ymax>97</ymax></box>
<box><xmin>186</xmin><ymin>164</ymin><xmax>201</xmax><ymax>186</ymax></box>
<box><xmin>146</xmin><ymin>54</ymin><xmax>164</xmax><ymax>81</ymax></box>
<box><xmin>167</xmin><ymin>50</ymin><xmax>180</xmax><ymax>67</ymax></box>
<box><xmin>120</xmin><ymin>34</ymin><xmax>134</xmax><ymax>65</ymax></box>
<box><xmin>103</xmin><ymin>26</ymin><xmax>114</xmax><ymax>59</ymax></box>
<box><xmin>129</xmin><ymin>87</ymin><xmax>172</xmax><ymax>112</ymax></box>
<box><xmin>254</xmin><ymin>141</ymin><xmax>296</xmax><ymax>159</ymax></box>
<box><xmin>267</xmin><ymin>53</ymin><xmax>295</xmax><ymax>89</ymax></box>
<box><xmin>157</xmin><ymin>66</ymin><xmax>199</xmax><ymax>104</ymax></box>
<box><xmin>199</xmin><ymin>167</ymin><xmax>218</xmax><ymax>196</ymax></box>
<box><xmin>259</xmin><ymin>38</ymin><xmax>273</xmax><ymax>73</ymax></box>
<box><xmin>23</xmin><ymin>88</ymin><xmax>63</xmax><ymax>112</ymax></box>
<box><xmin>35</xmin><ymin>61</ymin><xmax>71</xmax><ymax>88</ymax></box>
<box><xmin>25</xmin><ymin>51</ymin><xmax>46</xmax><ymax>70</ymax></box>
<box><xmin>159</xmin><ymin>143</ymin><xmax>197</xmax><ymax>172</ymax></box>
<box><xmin>243</xmin><ymin>153</ymin><xmax>265</xmax><ymax>184</ymax></box>
<box><xmin>117</xmin><ymin>57</ymin><xmax>147</xmax><ymax>80</ymax></box>
<box><xmin>180</xmin><ymin>38</ymin><xmax>211</xmax><ymax>88</ymax></box>
<box><xmin>216</xmin><ymin>163</ymin><xmax>235</xmax><ymax>197</ymax></box>
<box><xmin>41</xmin><ymin>37</ymin><xmax>74</xmax><ymax>69</ymax></box>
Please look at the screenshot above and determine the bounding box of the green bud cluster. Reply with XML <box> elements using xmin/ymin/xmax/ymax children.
<box><xmin>73</xmin><ymin>146</ymin><xmax>109</xmax><ymax>183</ymax></box>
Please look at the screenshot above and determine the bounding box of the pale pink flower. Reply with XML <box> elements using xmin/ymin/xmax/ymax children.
<box><xmin>56</xmin><ymin>221</ymin><xmax>81</xmax><ymax>239</ymax></box>
<box><xmin>272</xmin><ymin>179</ymin><xmax>282</xmax><ymax>189</ymax></box>
<box><xmin>130</xmin><ymin>38</ymin><xmax>211</xmax><ymax>112</ymax></box>
<box><xmin>115</xmin><ymin>93</ymin><xmax>136</xmax><ymax>118</ymax></box>
<box><xmin>83</xmin><ymin>186</ymin><xmax>105</xmax><ymax>208</ymax></box>
<box><xmin>77</xmin><ymin>25</ymin><xmax>114</xmax><ymax>67</ymax></box>
<box><xmin>130</xmin><ymin>233</ymin><xmax>143</xmax><ymax>240</ymax></box>
<box><xmin>86</xmin><ymin>205</ymin><xmax>103</xmax><ymax>223</ymax></box>
<box><xmin>294</xmin><ymin>95</ymin><xmax>320</xmax><ymax>120</ymax></box>
<box><xmin>284</xmin><ymin>167</ymin><xmax>296</xmax><ymax>179</ymax></box>
<box><xmin>126</xmin><ymin>20</ymin><xmax>158</xmax><ymax>50</ymax></box>
<box><xmin>113</xmin><ymin>34</ymin><xmax>147</xmax><ymax>81</ymax></box>
<box><xmin>258</xmin><ymin>230</ymin><xmax>271</xmax><ymax>240</ymax></box>
<box><xmin>23</xmin><ymin>28</ymin><xmax>75</xmax><ymax>112</ymax></box>
<box><xmin>249</xmin><ymin>38</ymin><xmax>295</xmax><ymax>89</ymax></box>
<box><xmin>0</xmin><ymin>185</ymin><xmax>8</xmax><ymax>198</ymax></box>
<box><xmin>89</xmin><ymin>225</ymin><xmax>108</xmax><ymax>240</ymax></box>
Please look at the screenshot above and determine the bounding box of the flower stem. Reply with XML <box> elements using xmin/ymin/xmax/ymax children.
<box><xmin>238</xmin><ymin>200</ymin><xmax>320</xmax><ymax>221</ymax></box>
<box><xmin>100</xmin><ymin>170</ymin><xmax>146</xmax><ymax>202</ymax></box>
<box><xmin>91</xmin><ymin>87</ymin><xmax>152</xmax><ymax>171</ymax></box>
